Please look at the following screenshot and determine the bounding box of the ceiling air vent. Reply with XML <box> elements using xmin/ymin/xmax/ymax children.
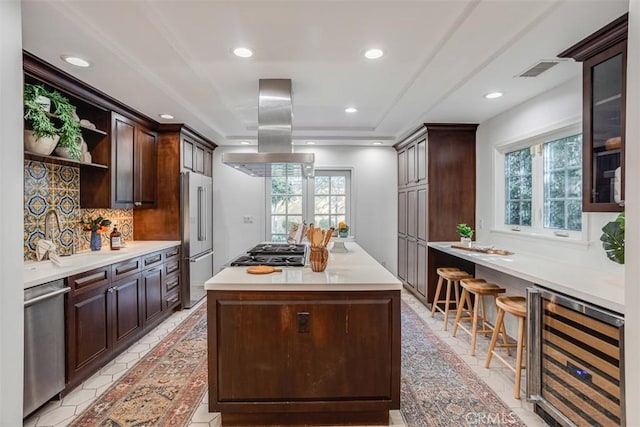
<box><xmin>518</xmin><ymin>60</ymin><xmax>560</xmax><ymax>77</ymax></box>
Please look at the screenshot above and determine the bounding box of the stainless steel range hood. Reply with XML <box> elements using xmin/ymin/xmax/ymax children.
<box><xmin>223</xmin><ymin>79</ymin><xmax>314</xmax><ymax>177</ymax></box>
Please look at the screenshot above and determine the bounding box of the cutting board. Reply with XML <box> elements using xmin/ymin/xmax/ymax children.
<box><xmin>450</xmin><ymin>244</ymin><xmax>513</xmax><ymax>256</ymax></box>
<box><xmin>246</xmin><ymin>266</ymin><xmax>283</xmax><ymax>274</ymax></box>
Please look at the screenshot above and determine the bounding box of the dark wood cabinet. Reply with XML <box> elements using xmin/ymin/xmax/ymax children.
<box><xmin>208</xmin><ymin>290</ymin><xmax>400</xmax><ymax>425</ymax></box>
<box><xmin>395</xmin><ymin>124</ymin><xmax>477</xmax><ymax>306</ymax></box>
<box><xmin>134</xmin><ymin>124</ymin><xmax>216</xmax><ymax>242</ymax></box>
<box><xmin>111</xmin><ymin>113</ymin><xmax>157</xmax><ymax>208</ymax></box>
<box><xmin>142</xmin><ymin>266</ymin><xmax>163</xmax><ymax>325</ymax></box>
<box><xmin>559</xmin><ymin>13</ymin><xmax>627</xmax><ymax>212</ymax></box>
<box><xmin>111</xmin><ymin>275</ymin><xmax>143</xmax><ymax>350</ymax></box>
<box><xmin>65</xmin><ymin>246</ymin><xmax>181</xmax><ymax>392</ymax></box>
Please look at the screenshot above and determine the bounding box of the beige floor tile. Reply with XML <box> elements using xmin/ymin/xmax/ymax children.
<box><xmin>60</xmin><ymin>388</ymin><xmax>95</xmax><ymax>407</ymax></box>
<box><xmin>99</xmin><ymin>362</ymin><xmax>127</xmax><ymax>376</ymax></box>
<box><xmin>190</xmin><ymin>403</ymin><xmax>219</xmax><ymax>423</ymax></box>
<box><xmin>33</xmin><ymin>405</ymin><xmax>75</xmax><ymax>426</ymax></box>
<box><xmin>81</xmin><ymin>374</ymin><xmax>112</xmax><ymax>390</ymax></box>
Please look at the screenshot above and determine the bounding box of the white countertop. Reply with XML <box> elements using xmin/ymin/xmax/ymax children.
<box><xmin>428</xmin><ymin>242</ymin><xmax>624</xmax><ymax>314</ymax></box>
<box><xmin>206</xmin><ymin>242</ymin><xmax>401</xmax><ymax>291</ymax></box>
<box><xmin>24</xmin><ymin>241</ymin><xmax>181</xmax><ymax>289</ymax></box>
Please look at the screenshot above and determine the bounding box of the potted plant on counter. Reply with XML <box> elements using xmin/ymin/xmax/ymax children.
<box><xmin>456</xmin><ymin>223</ymin><xmax>474</xmax><ymax>247</ymax></box>
<box><xmin>24</xmin><ymin>83</ymin><xmax>82</xmax><ymax>160</ymax></box>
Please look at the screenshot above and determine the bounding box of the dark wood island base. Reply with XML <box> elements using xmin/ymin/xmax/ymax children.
<box><xmin>207</xmin><ymin>289</ymin><xmax>401</xmax><ymax>426</ymax></box>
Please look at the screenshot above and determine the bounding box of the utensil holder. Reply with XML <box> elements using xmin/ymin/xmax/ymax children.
<box><xmin>310</xmin><ymin>247</ymin><xmax>329</xmax><ymax>272</ymax></box>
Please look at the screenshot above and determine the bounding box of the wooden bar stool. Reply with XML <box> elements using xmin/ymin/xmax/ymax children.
<box><xmin>452</xmin><ymin>278</ymin><xmax>507</xmax><ymax>356</ymax></box>
<box><xmin>485</xmin><ymin>296</ymin><xmax>527</xmax><ymax>399</ymax></box>
<box><xmin>431</xmin><ymin>268</ymin><xmax>472</xmax><ymax>330</ymax></box>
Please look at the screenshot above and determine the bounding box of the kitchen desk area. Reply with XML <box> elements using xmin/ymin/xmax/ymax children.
<box><xmin>428</xmin><ymin>241</ymin><xmax>625</xmax><ymax>426</ymax></box>
<box><xmin>205</xmin><ymin>242</ymin><xmax>401</xmax><ymax>426</ymax></box>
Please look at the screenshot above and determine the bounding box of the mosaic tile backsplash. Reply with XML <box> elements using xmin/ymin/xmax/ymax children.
<box><xmin>24</xmin><ymin>160</ymin><xmax>134</xmax><ymax>261</ymax></box>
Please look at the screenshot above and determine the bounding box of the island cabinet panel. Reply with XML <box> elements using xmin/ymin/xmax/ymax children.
<box><xmin>395</xmin><ymin>123</ymin><xmax>477</xmax><ymax>307</ymax></box>
<box><xmin>208</xmin><ymin>290</ymin><xmax>401</xmax><ymax>425</ymax></box>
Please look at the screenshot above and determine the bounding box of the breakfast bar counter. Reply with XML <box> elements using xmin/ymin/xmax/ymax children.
<box><xmin>205</xmin><ymin>242</ymin><xmax>401</xmax><ymax>426</ymax></box>
<box><xmin>428</xmin><ymin>242</ymin><xmax>624</xmax><ymax>313</ymax></box>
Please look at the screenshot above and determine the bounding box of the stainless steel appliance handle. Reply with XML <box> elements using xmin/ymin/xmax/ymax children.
<box><xmin>197</xmin><ymin>186</ymin><xmax>204</xmax><ymax>241</ymax></box>
<box><xmin>190</xmin><ymin>250</ymin><xmax>214</xmax><ymax>263</ymax></box>
<box><xmin>24</xmin><ymin>287</ymin><xmax>70</xmax><ymax>308</ymax></box>
<box><xmin>526</xmin><ymin>287</ymin><xmax>541</xmax><ymax>402</ymax></box>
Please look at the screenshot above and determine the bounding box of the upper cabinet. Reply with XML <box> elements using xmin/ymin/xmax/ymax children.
<box><xmin>559</xmin><ymin>13</ymin><xmax>627</xmax><ymax>212</ymax></box>
<box><xmin>111</xmin><ymin>113</ymin><xmax>157</xmax><ymax>208</ymax></box>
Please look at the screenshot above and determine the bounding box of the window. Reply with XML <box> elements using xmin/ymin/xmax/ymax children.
<box><xmin>269</xmin><ymin>173</ymin><xmax>303</xmax><ymax>242</ymax></box>
<box><xmin>267</xmin><ymin>170</ymin><xmax>351</xmax><ymax>241</ymax></box>
<box><xmin>499</xmin><ymin>131</ymin><xmax>582</xmax><ymax>236</ymax></box>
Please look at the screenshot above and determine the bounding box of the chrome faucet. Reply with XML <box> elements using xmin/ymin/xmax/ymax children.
<box><xmin>44</xmin><ymin>209</ymin><xmax>61</xmax><ymax>242</ymax></box>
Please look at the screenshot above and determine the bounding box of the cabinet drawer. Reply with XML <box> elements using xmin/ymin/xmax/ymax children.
<box><xmin>112</xmin><ymin>257</ymin><xmax>141</xmax><ymax>280</ymax></box>
<box><xmin>165</xmin><ymin>259</ymin><xmax>180</xmax><ymax>276</ymax></box>
<box><xmin>164</xmin><ymin>245</ymin><xmax>181</xmax><ymax>260</ymax></box>
<box><xmin>164</xmin><ymin>271</ymin><xmax>181</xmax><ymax>293</ymax></box>
<box><xmin>142</xmin><ymin>251</ymin><xmax>163</xmax><ymax>269</ymax></box>
<box><xmin>165</xmin><ymin>289</ymin><xmax>181</xmax><ymax>310</ymax></box>
<box><xmin>68</xmin><ymin>266</ymin><xmax>110</xmax><ymax>292</ymax></box>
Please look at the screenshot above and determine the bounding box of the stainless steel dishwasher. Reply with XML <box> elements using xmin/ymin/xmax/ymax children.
<box><xmin>23</xmin><ymin>279</ymin><xmax>70</xmax><ymax>417</ymax></box>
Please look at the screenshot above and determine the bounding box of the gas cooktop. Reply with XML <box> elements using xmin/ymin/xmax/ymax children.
<box><xmin>230</xmin><ymin>243</ymin><xmax>307</xmax><ymax>267</ymax></box>
<box><xmin>247</xmin><ymin>243</ymin><xmax>306</xmax><ymax>255</ymax></box>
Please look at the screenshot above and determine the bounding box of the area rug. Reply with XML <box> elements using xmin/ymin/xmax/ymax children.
<box><xmin>400</xmin><ymin>300</ymin><xmax>526</xmax><ymax>426</ymax></box>
<box><xmin>70</xmin><ymin>297</ymin><xmax>526</xmax><ymax>427</ymax></box>
<box><xmin>69</xmin><ymin>302</ymin><xmax>208</xmax><ymax>426</ymax></box>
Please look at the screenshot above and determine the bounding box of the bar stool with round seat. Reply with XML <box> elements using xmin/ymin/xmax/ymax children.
<box><xmin>452</xmin><ymin>278</ymin><xmax>507</xmax><ymax>356</ymax></box>
<box><xmin>431</xmin><ymin>268</ymin><xmax>472</xmax><ymax>330</ymax></box>
<box><xmin>485</xmin><ymin>296</ymin><xmax>527</xmax><ymax>399</ymax></box>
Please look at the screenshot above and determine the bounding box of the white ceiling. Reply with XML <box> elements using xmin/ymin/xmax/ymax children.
<box><xmin>21</xmin><ymin>0</ymin><xmax>629</xmax><ymax>147</ymax></box>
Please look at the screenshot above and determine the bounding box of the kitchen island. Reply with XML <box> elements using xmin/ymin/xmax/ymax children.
<box><xmin>205</xmin><ymin>242</ymin><xmax>401</xmax><ymax>426</ymax></box>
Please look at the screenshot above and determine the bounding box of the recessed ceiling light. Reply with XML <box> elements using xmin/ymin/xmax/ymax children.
<box><xmin>373</xmin><ymin>141</ymin><xmax>383</xmax><ymax>145</ymax></box>
<box><xmin>240</xmin><ymin>141</ymin><xmax>251</xmax><ymax>145</ymax></box>
<box><xmin>61</xmin><ymin>55</ymin><xmax>91</xmax><ymax>67</ymax></box>
<box><xmin>233</xmin><ymin>47</ymin><xmax>254</xmax><ymax>58</ymax></box>
<box><xmin>306</xmin><ymin>141</ymin><xmax>316</xmax><ymax>145</ymax></box>
<box><xmin>345</xmin><ymin>107</ymin><xmax>358</xmax><ymax>113</ymax></box>
<box><xmin>364</xmin><ymin>48</ymin><xmax>384</xmax><ymax>59</ymax></box>
<box><xmin>158</xmin><ymin>113</ymin><xmax>174</xmax><ymax>120</ymax></box>
<box><xmin>484</xmin><ymin>91</ymin><xmax>503</xmax><ymax>99</ymax></box>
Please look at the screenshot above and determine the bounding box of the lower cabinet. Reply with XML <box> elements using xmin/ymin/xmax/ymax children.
<box><xmin>65</xmin><ymin>245</ymin><xmax>181</xmax><ymax>391</ymax></box>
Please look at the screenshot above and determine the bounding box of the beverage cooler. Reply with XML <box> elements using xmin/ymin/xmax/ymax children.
<box><xmin>526</xmin><ymin>287</ymin><xmax>625</xmax><ymax>426</ymax></box>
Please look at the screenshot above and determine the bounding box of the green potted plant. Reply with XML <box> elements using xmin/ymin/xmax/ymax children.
<box><xmin>23</xmin><ymin>83</ymin><xmax>59</xmax><ymax>155</ymax></box>
<box><xmin>456</xmin><ymin>223</ymin><xmax>474</xmax><ymax>247</ymax></box>
<box><xmin>24</xmin><ymin>83</ymin><xmax>81</xmax><ymax>160</ymax></box>
<box><xmin>601</xmin><ymin>212</ymin><xmax>624</xmax><ymax>264</ymax></box>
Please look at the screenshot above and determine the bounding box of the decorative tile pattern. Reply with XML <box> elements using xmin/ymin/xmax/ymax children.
<box><xmin>23</xmin><ymin>160</ymin><xmax>135</xmax><ymax>260</ymax></box>
<box><xmin>77</xmin><ymin>208</ymin><xmax>133</xmax><ymax>251</ymax></box>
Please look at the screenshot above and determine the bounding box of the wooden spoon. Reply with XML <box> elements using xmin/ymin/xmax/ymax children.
<box><xmin>246</xmin><ymin>265</ymin><xmax>283</xmax><ymax>274</ymax></box>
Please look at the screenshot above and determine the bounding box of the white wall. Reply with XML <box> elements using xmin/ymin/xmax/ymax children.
<box><xmin>212</xmin><ymin>145</ymin><xmax>397</xmax><ymax>275</ymax></box>
<box><xmin>624</xmin><ymin>0</ymin><xmax>639</xmax><ymax>421</ymax></box>
<box><xmin>476</xmin><ymin>77</ymin><xmax>622</xmax><ymax>274</ymax></box>
<box><xmin>0</xmin><ymin>1</ymin><xmax>25</xmax><ymax>425</ymax></box>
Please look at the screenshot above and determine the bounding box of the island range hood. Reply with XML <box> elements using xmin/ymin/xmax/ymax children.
<box><xmin>222</xmin><ymin>79</ymin><xmax>314</xmax><ymax>177</ymax></box>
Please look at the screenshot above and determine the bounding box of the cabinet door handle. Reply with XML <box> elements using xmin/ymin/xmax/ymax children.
<box><xmin>107</xmin><ymin>286</ymin><xmax>116</xmax><ymax>293</ymax></box>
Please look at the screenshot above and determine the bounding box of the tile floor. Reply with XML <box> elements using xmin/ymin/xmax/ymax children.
<box><xmin>24</xmin><ymin>290</ymin><xmax>546</xmax><ymax>427</ymax></box>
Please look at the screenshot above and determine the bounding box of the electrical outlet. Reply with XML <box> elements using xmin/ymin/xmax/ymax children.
<box><xmin>243</xmin><ymin>215</ymin><xmax>254</xmax><ymax>224</ymax></box>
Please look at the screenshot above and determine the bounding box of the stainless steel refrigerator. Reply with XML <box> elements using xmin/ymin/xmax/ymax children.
<box><xmin>181</xmin><ymin>171</ymin><xmax>213</xmax><ymax>308</ymax></box>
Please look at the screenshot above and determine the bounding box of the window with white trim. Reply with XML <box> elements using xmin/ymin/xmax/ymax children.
<box><xmin>499</xmin><ymin>130</ymin><xmax>583</xmax><ymax>237</ymax></box>
<box><xmin>267</xmin><ymin>170</ymin><xmax>351</xmax><ymax>241</ymax></box>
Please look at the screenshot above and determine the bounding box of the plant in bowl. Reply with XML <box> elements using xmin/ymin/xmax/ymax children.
<box><xmin>23</xmin><ymin>84</ymin><xmax>59</xmax><ymax>155</ymax></box>
<box><xmin>601</xmin><ymin>212</ymin><xmax>624</xmax><ymax>264</ymax></box>
<box><xmin>456</xmin><ymin>223</ymin><xmax>474</xmax><ymax>246</ymax></box>
<box><xmin>338</xmin><ymin>221</ymin><xmax>349</xmax><ymax>238</ymax></box>
<box><xmin>24</xmin><ymin>83</ymin><xmax>81</xmax><ymax>160</ymax></box>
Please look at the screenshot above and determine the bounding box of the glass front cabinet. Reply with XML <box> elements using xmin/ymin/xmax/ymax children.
<box><xmin>559</xmin><ymin>13</ymin><xmax>627</xmax><ymax>212</ymax></box>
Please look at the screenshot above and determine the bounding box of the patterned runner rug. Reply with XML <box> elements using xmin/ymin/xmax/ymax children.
<box><xmin>70</xmin><ymin>302</ymin><xmax>208</xmax><ymax>426</ymax></box>
<box><xmin>71</xmin><ymin>298</ymin><xmax>525</xmax><ymax>426</ymax></box>
<box><xmin>400</xmin><ymin>300</ymin><xmax>526</xmax><ymax>426</ymax></box>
